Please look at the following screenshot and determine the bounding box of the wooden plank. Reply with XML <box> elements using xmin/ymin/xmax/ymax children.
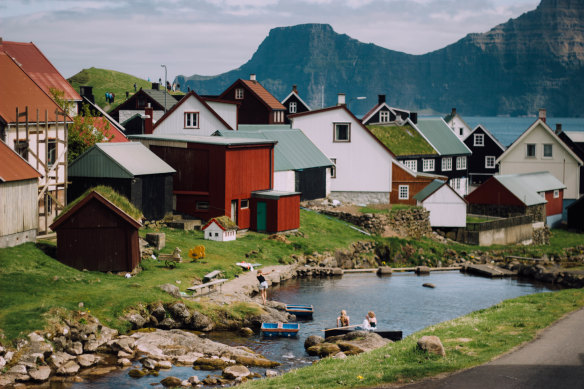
<box><xmin>203</xmin><ymin>270</ymin><xmax>222</xmax><ymax>282</ymax></box>
<box><xmin>187</xmin><ymin>278</ymin><xmax>228</xmax><ymax>292</ymax></box>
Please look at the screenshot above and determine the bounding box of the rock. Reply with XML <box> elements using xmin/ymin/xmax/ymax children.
<box><xmin>160</xmin><ymin>376</ymin><xmax>182</xmax><ymax>388</ymax></box>
<box><xmin>194</xmin><ymin>357</ymin><xmax>229</xmax><ymax>370</ymax></box>
<box><xmin>304</xmin><ymin>335</ymin><xmax>324</xmax><ymax>349</ymax></box>
<box><xmin>377</xmin><ymin>267</ymin><xmax>393</xmax><ymax>275</ymax></box>
<box><xmin>77</xmin><ymin>354</ymin><xmax>99</xmax><ymax>367</ymax></box>
<box><xmin>109</xmin><ymin>337</ymin><xmax>135</xmax><ymax>354</ymax></box>
<box><xmin>203</xmin><ymin>376</ymin><xmax>218</xmax><ymax>385</ymax></box>
<box><xmin>142</xmin><ymin>358</ymin><xmax>158</xmax><ymax>370</ymax></box>
<box><xmin>333</xmin><ymin>352</ymin><xmax>347</xmax><ymax>359</ymax></box>
<box><xmin>0</xmin><ymin>356</ymin><xmax>5</xmax><ymax>370</ymax></box>
<box><xmin>67</xmin><ymin>341</ymin><xmax>84</xmax><ymax>355</ymax></box>
<box><xmin>57</xmin><ymin>360</ymin><xmax>81</xmax><ymax>375</ymax></box>
<box><xmin>190</xmin><ymin>311</ymin><xmax>214</xmax><ymax>331</ymax></box>
<box><xmin>223</xmin><ymin>364</ymin><xmax>251</xmax><ymax>379</ymax></box>
<box><xmin>174</xmin><ymin>352</ymin><xmax>202</xmax><ymax>365</ymax></box>
<box><xmin>233</xmin><ymin>355</ymin><xmax>281</xmax><ymax>368</ymax></box>
<box><xmin>146</xmin><ymin>232</ymin><xmax>166</xmax><ymax>250</ymax></box>
<box><xmin>168</xmin><ymin>302</ymin><xmax>192</xmax><ymax>324</ymax></box>
<box><xmin>265</xmin><ymin>369</ymin><xmax>278</xmax><ymax>377</ymax></box>
<box><xmin>159</xmin><ymin>283</ymin><xmax>181</xmax><ymax>298</ymax></box>
<box><xmin>157</xmin><ymin>360</ymin><xmax>173</xmax><ymax>369</ymax></box>
<box><xmin>337</xmin><ymin>341</ymin><xmax>364</xmax><ymax>355</ymax></box>
<box><xmin>118</xmin><ymin>358</ymin><xmax>132</xmax><ymax>367</ymax></box>
<box><xmin>8</xmin><ymin>363</ymin><xmax>28</xmax><ymax>375</ymax></box>
<box><xmin>127</xmin><ymin>314</ymin><xmax>147</xmax><ymax>329</ymax></box>
<box><xmin>415</xmin><ymin>266</ymin><xmax>431</xmax><ymax>274</ymax></box>
<box><xmin>128</xmin><ymin>369</ymin><xmax>147</xmax><ymax>378</ymax></box>
<box><xmin>181</xmin><ymin>379</ymin><xmax>192</xmax><ymax>387</ymax></box>
<box><xmin>48</xmin><ymin>351</ymin><xmax>76</xmax><ymax>369</ymax></box>
<box><xmin>158</xmin><ymin>317</ymin><xmax>179</xmax><ymax>330</ymax></box>
<box><xmin>117</xmin><ymin>350</ymin><xmax>133</xmax><ymax>358</ymax></box>
<box><xmin>422</xmin><ymin>283</ymin><xmax>436</xmax><ymax>288</ymax></box>
<box><xmin>188</xmin><ymin>375</ymin><xmax>201</xmax><ymax>384</ymax></box>
<box><xmin>150</xmin><ymin>302</ymin><xmax>167</xmax><ymax>321</ymax></box>
<box><xmin>28</xmin><ymin>365</ymin><xmax>51</xmax><ymax>381</ymax></box>
<box><xmin>417</xmin><ymin>335</ymin><xmax>446</xmax><ymax>357</ymax></box>
<box><xmin>239</xmin><ymin>327</ymin><xmax>254</xmax><ymax>337</ymax></box>
<box><xmin>28</xmin><ymin>332</ymin><xmax>45</xmax><ymax>343</ymax></box>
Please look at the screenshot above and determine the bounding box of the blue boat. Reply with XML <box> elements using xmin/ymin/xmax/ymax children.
<box><xmin>285</xmin><ymin>304</ymin><xmax>314</xmax><ymax>319</ymax></box>
<box><xmin>260</xmin><ymin>322</ymin><xmax>300</xmax><ymax>337</ymax></box>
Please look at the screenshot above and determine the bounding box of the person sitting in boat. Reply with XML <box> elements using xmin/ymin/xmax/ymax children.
<box><xmin>336</xmin><ymin>310</ymin><xmax>350</xmax><ymax>327</ymax></box>
<box><xmin>360</xmin><ymin>311</ymin><xmax>377</xmax><ymax>331</ymax></box>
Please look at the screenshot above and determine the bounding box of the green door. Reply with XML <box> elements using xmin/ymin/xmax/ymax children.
<box><xmin>257</xmin><ymin>201</ymin><xmax>267</xmax><ymax>232</ymax></box>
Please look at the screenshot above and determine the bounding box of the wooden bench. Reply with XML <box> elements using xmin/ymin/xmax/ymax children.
<box><xmin>187</xmin><ymin>278</ymin><xmax>228</xmax><ymax>295</ymax></box>
<box><xmin>203</xmin><ymin>270</ymin><xmax>223</xmax><ymax>283</ymax></box>
<box><xmin>159</xmin><ymin>247</ymin><xmax>182</xmax><ymax>268</ymax></box>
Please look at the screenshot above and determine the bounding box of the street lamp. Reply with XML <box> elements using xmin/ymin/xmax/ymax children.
<box><xmin>160</xmin><ymin>64</ymin><xmax>167</xmax><ymax>113</ymax></box>
<box><xmin>348</xmin><ymin>96</ymin><xmax>367</xmax><ymax>111</ymax></box>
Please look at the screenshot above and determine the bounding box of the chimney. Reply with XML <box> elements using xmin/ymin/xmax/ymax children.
<box><xmin>378</xmin><ymin>95</ymin><xmax>386</xmax><ymax>105</ymax></box>
<box><xmin>538</xmin><ymin>108</ymin><xmax>546</xmax><ymax>123</ymax></box>
<box><xmin>556</xmin><ymin>123</ymin><xmax>562</xmax><ymax>134</ymax></box>
<box><xmin>144</xmin><ymin>103</ymin><xmax>153</xmax><ymax>134</ymax></box>
<box><xmin>79</xmin><ymin>86</ymin><xmax>94</xmax><ymax>104</ymax></box>
<box><xmin>410</xmin><ymin>112</ymin><xmax>418</xmax><ymax>124</ymax></box>
<box><xmin>337</xmin><ymin>93</ymin><xmax>346</xmax><ymax>106</ymax></box>
<box><xmin>292</xmin><ymin>84</ymin><xmax>298</xmax><ymax>94</ymax></box>
<box><xmin>451</xmin><ymin>108</ymin><xmax>457</xmax><ymax>117</ymax></box>
<box><xmin>250</xmin><ymin>74</ymin><xmax>256</xmax><ymax>82</ymax></box>
<box><xmin>151</xmin><ymin>82</ymin><xmax>159</xmax><ymax>90</ymax></box>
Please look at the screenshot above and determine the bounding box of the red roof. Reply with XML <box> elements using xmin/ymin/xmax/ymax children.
<box><xmin>0</xmin><ymin>52</ymin><xmax>68</xmax><ymax>123</ymax></box>
<box><xmin>240</xmin><ymin>79</ymin><xmax>286</xmax><ymax>110</ymax></box>
<box><xmin>0</xmin><ymin>41</ymin><xmax>81</xmax><ymax>101</ymax></box>
<box><xmin>85</xmin><ymin>117</ymin><xmax>129</xmax><ymax>143</ymax></box>
<box><xmin>0</xmin><ymin>139</ymin><xmax>41</xmax><ymax>182</ymax></box>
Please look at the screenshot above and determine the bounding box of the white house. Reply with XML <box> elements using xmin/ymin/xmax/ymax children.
<box><xmin>414</xmin><ymin>179</ymin><xmax>467</xmax><ymax>228</ymax></box>
<box><xmin>150</xmin><ymin>91</ymin><xmax>236</xmax><ymax>136</ymax></box>
<box><xmin>496</xmin><ymin>109</ymin><xmax>583</xmax><ymax>202</ymax></box>
<box><xmin>289</xmin><ymin>95</ymin><xmax>395</xmax><ymax>204</ymax></box>
<box><xmin>444</xmin><ymin>108</ymin><xmax>473</xmax><ymax>140</ymax></box>
<box><xmin>202</xmin><ymin>216</ymin><xmax>238</xmax><ymax>242</ymax></box>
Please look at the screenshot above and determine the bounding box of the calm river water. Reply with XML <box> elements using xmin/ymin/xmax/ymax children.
<box><xmin>70</xmin><ymin>271</ymin><xmax>556</xmax><ymax>388</ymax></box>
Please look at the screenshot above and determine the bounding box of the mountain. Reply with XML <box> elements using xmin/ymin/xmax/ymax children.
<box><xmin>176</xmin><ymin>0</ymin><xmax>584</xmax><ymax>117</ymax></box>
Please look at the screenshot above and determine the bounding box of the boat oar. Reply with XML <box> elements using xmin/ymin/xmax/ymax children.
<box><xmin>322</xmin><ymin>324</ymin><xmax>360</xmax><ymax>331</ymax></box>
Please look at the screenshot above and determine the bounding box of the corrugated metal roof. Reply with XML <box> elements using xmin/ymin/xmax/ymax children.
<box><xmin>241</xmin><ymin>80</ymin><xmax>286</xmax><ymax>110</ymax></box>
<box><xmin>413</xmin><ymin>179</ymin><xmax>446</xmax><ymax>202</ymax></box>
<box><xmin>416</xmin><ymin>118</ymin><xmax>471</xmax><ymax>156</ymax></box>
<box><xmin>252</xmin><ymin>189</ymin><xmax>301</xmax><ymax>199</ymax></box>
<box><xmin>495</xmin><ymin>172</ymin><xmax>566</xmax><ymax>206</ymax></box>
<box><xmin>144</xmin><ymin>89</ymin><xmax>178</xmax><ymax>111</ymax></box>
<box><xmin>0</xmin><ymin>52</ymin><xmax>67</xmax><ymax>123</ymax></box>
<box><xmin>69</xmin><ymin>142</ymin><xmax>175</xmax><ymax>179</ymax></box>
<box><xmin>0</xmin><ymin>41</ymin><xmax>81</xmax><ymax>101</ymax></box>
<box><xmin>216</xmin><ymin>126</ymin><xmax>332</xmax><ymax>171</ymax></box>
<box><xmin>0</xmin><ymin>139</ymin><xmax>41</xmax><ymax>182</ymax></box>
<box><xmin>130</xmin><ymin>134</ymin><xmax>277</xmax><ymax>146</ymax></box>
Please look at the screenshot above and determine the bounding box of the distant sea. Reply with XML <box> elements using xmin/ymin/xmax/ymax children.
<box><xmin>450</xmin><ymin>116</ymin><xmax>584</xmax><ymax>148</ymax></box>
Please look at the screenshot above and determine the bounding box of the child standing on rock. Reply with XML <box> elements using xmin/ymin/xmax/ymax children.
<box><xmin>257</xmin><ymin>269</ymin><xmax>272</xmax><ymax>304</ymax></box>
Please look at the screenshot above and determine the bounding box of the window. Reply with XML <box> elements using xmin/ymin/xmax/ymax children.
<box><xmin>196</xmin><ymin>201</ymin><xmax>209</xmax><ymax>210</ymax></box>
<box><xmin>474</xmin><ymin>133</ymin><xmax>484</xmax><ymax>146</ymax></box>
<box><xmin>333</xmin><ymin>123</ymin><xmax>350</xmax><ymax>142</ymax></box>
<box><xmin>47</xmin><ymin>139</ymin><xmax>57</xmax><ymax>167</ymax></box>
<box><xmin>459</xmin><ymin>128</ymin><xmax>464</xmax><ymax>136</ymax></box>
<box><xmin>553</xmin><ymin>189</ymin><xmax>560</xmax><ymax>198</ymax></box>
<box><xmin>241</xmin><ymin>199</ymin><xmax>249</xmax><ymax>209</ymax></box>
<box><xmin>379</xmin><ymin>110</ymin><xmax>390</xmax><ymax>122</ymax></box>
<box><xmin>330</xmin><ymin>158</ymin><xmax>337</xmax><ymax>178</ymax></box>
<box><xmin>526</xmin><ymin>144</ymin><xmax>536</xmax><ymax>157</ymax></box>
<box><xmin>403</xmin><ymin>160</ymin><xmax>417</xmax><ymax>171</ymax></box>
<box><xmin>289</xmin><ymin>101</ymin><xmax>297</xmax><ymax>113</ymax></box>
<box><xmin>543</xmin><ymin>144</ymin><xmax>553</xmax><ymax>158</ymax></box>
<box><xmin>485</xmin><ymin>156</ymin><xmax>496</xmax><ymax>168</ymax></box>
<box><xmin>235</xmin><ymin>88</ymin><xmax>244</xmax><ymax>99</ymax></box>
<box><xmin>273</xmin><ymin>111</ymin><xmax>284</xmax><ymax>123</ymax></box>
<box><xmin>184</xmin><ymin>112</ymin><xmax>199</xmax><ymax>128</ymax></box>
<box><xmin>422</xmin><ymin>159</ymin><xmax>435</xmax><ymax>172</ymax></box>
<box><xmin>14</xmin><ymin>140</ymin><xmax>29</xmax><ymax>159</ymax></box>
<box><xmin>398</xmin><ymin>185</ymin><xmax>409</xmax><ymax>200</ymax></box>
<box><xmin>441</xmin><ymin>157</ymin><xmax>452</xmax><ymax>171</ymax></box>
<box><xmin>450</xmin><ymin>178</ymin><xmax>461</xmax><ymax>190</ymax></box>
<box><xmin>456</xmin><ymin>156</ymin><xmax>467</xmax><ymax>170</ymax></box>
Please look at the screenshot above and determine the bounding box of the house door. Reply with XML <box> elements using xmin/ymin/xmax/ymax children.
<box><xmin>256</xmin><ymin>201</ymin><xmax>267</xmax><ymax>232</ymax></box>
<box><xmin>230</xmin><ymin>200</ymin><xmax>238</xmax><ymax>225</ymax></box>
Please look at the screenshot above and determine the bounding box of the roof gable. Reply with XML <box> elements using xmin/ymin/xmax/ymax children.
<box><xmin>281</xmin><ymin>91</ymin><xmax>311</xmax><ymax>111</ymax></box>
<box><xmin>494</xmin><ymin>172</ymin><xmax>565</xmax><ymax>206</ymax></box>
<box><xmin>0</xmin><ymin>139</ymin><xmax>41</xmax><ymax>182</ymax></box>
<box><xmin>415</xmin><ymin>118</ymin><xmax>472</xmax><ymax>156</ymax></box>
<box><xmin>109</xmin><ymin>89</ymin><xmax>167</xmax><ymax>116</ymax></box>
<box><xmin>220</xmin><ymin>78</ymin><xmax>285</xmax><ymax>111</ymax></box>
<box><xmin>362</xmin><ymin>102</ymin><xmax>409</xmax><ymax>124</ymax></box>
<box><xmin>0</xmin><ymin>41</ymin><xmax>81</xmax><ymax>101</ymax></box>
<box><xmin>414</xmin><ymin>179</ymin><xmax>447</xmax><ymax>201</ymax></box>
<box><xmin>465</xmin><ymin>124</ymin><xmax>506</xmax><ymax>151</ymax></box>
<box><xmin>202</xmin><ymin>216</ymin><xmax>238</xmax><ymax>231</ymax></box>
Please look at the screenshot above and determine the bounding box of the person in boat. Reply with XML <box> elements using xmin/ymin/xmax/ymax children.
<box><xmin>257</xmin><ymin>269</ymin><xmax>272</xmax><ymax>304</ymax></box>
<box><xmin>336</xmin><ymin>310</ymin><xmax>350</xmax><ymax>327</ymax></box>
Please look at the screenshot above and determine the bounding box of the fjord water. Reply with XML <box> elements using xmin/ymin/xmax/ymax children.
<box><xmin>71</xmin><ymin>272</ymin><xmax>555</xmax><ymax>388</ymax></box>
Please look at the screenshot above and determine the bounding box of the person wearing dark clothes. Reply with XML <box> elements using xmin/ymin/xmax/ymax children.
<box><xmin>256</xmin><ymin>269</ymin><xmax>272</xmax><ymax>304</ymax></box>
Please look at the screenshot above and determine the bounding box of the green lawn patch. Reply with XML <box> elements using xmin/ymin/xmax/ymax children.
<box><xmin>368</xmin><ymin>124</ymin><xmax>437</xmax><ymax>156</ymax></box>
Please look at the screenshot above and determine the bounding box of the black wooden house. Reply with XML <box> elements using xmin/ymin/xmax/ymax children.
<box><xmin>281</xmin><ymin>85</ymin><xmax>311</xmax><ymax>124</ymax></box>
<box><xmin>463</xmin><ymin>124</ymin><xmax>506</xmax><ymax>186</ymax></box>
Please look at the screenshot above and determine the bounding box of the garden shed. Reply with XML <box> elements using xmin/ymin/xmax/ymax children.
<box><xmin>250</xmin><ymin>190</ymin><xmax>301</xmax><ymax>233</ymax></box>
<box><xmin>50</xmin><ymin>188</ymin><xmax>142</xmax><ymax>272</ymax></box>
<box><xmin>414</xmin><ymin>179</ymin><xmax>467</xmax><ymax>228</ymax></box>
<box><xmin>68</xmin><ymin>142</ymin><xmax>175</xmax><ymax>220</ymax></box>
<box><xmin>202</xmin><ymin>216</ymin><xmax>238</xmax><ymax>242</ymax></box>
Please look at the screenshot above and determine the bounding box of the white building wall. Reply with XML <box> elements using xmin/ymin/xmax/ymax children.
<box><xmin>273</xmin><ymin>170</ymin><xmax>296</xmax><ymax>192</ymax></box>
<box><xmin>447</xmin><ymin>115</ymin><xmax>472</xmax><ymax>140</ymax></box>
<box><xmin>420</xmin><ymin>186</ymin><xmax>466</xmax><ymax>227</ymax></box>
<box><xmin>153</xmin><ymin>95</ymin><xmax>232</xmax><ymax>136</ymax></box>
<box><xmin>0</xmin><ymin>179</ymin><xmax>39</xmax><ymax>248</ymax></box>
<box><xmin>206</xmin><ymin>101</ymin><xmax>238</xmax><ymax>130</ymax></box>
<box><xmin>498</xmin><ymin>123</ymin><xmax>581</xmax><ymax>199</ymax></box>
<box><xmin>203</xmin><ymin>222</ymin><xmax>236</xmax><ymax>242</ymax></box>
<box><xmin>291</xmin><ymin>109</ymin><xmax>392</xmax><ymax>197</ymax></box>
<box><xmin>119</xmin><ymin>110</ymin><xmax>164</xmax><ymax>124</ymax></box>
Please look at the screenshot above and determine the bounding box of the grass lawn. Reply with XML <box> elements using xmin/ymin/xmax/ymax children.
<box><xmin>368</xmin><ymin>124</ymin><xmax>437</xmax><ymax>156</ymax></box>
<box><xmin>240</xmin><ymin>288</ymin><xmax>584</xmax><ymax>388</ymax></box>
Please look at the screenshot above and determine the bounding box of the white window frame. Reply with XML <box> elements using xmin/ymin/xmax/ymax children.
<box><xmin>289</xmin><ymin>101</ymin><xmax>297</xmax><ymax>113</ymax></box>
<box><xmin>184</xmin><ymin>112</ymin><xmax>199</xmax><ymax>129</ymax></box>
<box><xmin>485</xmin><ymin>156</ymin><xmax>496</xmax><ymax>169</ymax></box>
<box><xmin>403</xmin><ymin>160</ymin><xmax>417</xmax><ymax>171</ymax></box>
<box><xmin>474</xmin><ymin>133</ymin><xmax>484</xmax><ymax>146</ymax></box>
<box><xmin>441</xmin><ymin>157</ymin><xmax>452</xmax><ymax>171</ymax></box>
<box><xmin>543</xmin><ymin>143</ymin><xmax>553</xmax><ymax>158</ymax></box>
<box><xmin>240</xmin><ymin>199</ymin><xmax>249</xmax><ymax>209</ymax></box>
<box><xmin>450</xmin><ymin>178</ymin><xmax>461</xmax><ymax>190</ymax></box>
<box><xmin>379</xmin><ymin>110</ymin><xmax>390</xmax><ymax>122</ymax></box>
<box><xmin>333</xmin><ymin>123</ymin><xmax>351</xmax><ymax>142</ymax></box>
<box><xmin>553</xmin><ymin>189</ymin><xmax>560</xmax><ymax>198</ymax></box>
<box><xmin>330</xmin><ymin>158</ymin><xmax>337</xmax><ymax>178</ymax></box>
<box><xmin>456</xmin><ymin>156</ymin><xmax>467</xmax><ymax>170</ymax></box>
<box><xmin>398</xmin><ymin>185</ymin><xmax>409</xmax><ymax>200</ymax></box>
<box><xmin>526</xmin><ymin>143</ymin><xmax>536</xmax><ymax>158</ymax></box>
<box><xmin>235</xmin><ymin>88</ymin><xmax>244</xmax><ymax>99</ymax></box>
<box><xmin>422</xmin><ymin>159</ymin><xmax>435</xmax><ymax>172</ymax></box>
<box><xmin>196</xmin><ymin>201</ymin><xmax>209</xmax><ymax>210</ymax></box>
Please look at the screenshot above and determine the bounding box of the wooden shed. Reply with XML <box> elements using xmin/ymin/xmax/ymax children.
<box><xmin>251</xmin><ymin>190</ymin><xmax>300</xmax><ymax>233</ymax></box>
<box><xmin>50</xmin><ymin>189</ymin><xmax>142</xmax><ymax>272</ymax></box>
<box><xmin>414</xmin><ymin>180</ymin><xmax>467</xmax><ymax>228</ymax></box>
<box><xmin>0</xmin><ymin>139</ymin><xmax>41</xmax><ymax>248</ymax></box>
<box><xmin>68</xmin><ymin>142</ymin><xmax>175</xmax><ymax>220</ymax></box>
<box><xmin>566</xmin><ymin>195</ymin><xmax>584</xmax><ymax>231</ymax></box>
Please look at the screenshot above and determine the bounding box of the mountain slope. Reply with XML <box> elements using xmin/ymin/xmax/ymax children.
<box><xmin>177</xmin><ymin>0</ymin><xmax>584</xmax><ymax>117</ymax></box>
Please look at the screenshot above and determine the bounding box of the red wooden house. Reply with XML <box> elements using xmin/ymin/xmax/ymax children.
<box><xmin>133</xmin><ymin>134</ymin><xmax>300</xmax><ymax>232</ymax></box>
<box><xmin>219</xmin><ymin>74</ymin><xmax>286</xmax><ymax>125</ymax></box>
<box><xmin>391</xmin><ymin>160</ymin><xmax>448</xmax><ymax>205</ymax></box>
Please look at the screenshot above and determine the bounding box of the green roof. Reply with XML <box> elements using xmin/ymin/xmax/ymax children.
<box><xmin>415</xmin><ymin>118</ymin><xmax>471</xmax><ymax>156</ymax></box>
<box><xmin>211</xmin><ymin>216</ymin><xmax>238</xmax><ymax>230</ymax></box>
<box><xmin>368</xmin><ymin>124</ymin><xmax>437</xmax><ymax>156</ymax></box>
<box><xmin>144</xmin><ymin>89</ymin><xmax>178</xmax><ymax>111</ymax></box>
<box><xmin>413</xmin><ymin>179</ymin><xmax>447</xmax><ymax>202</ymax></box>
<box><xmin>214</xmin><ymin>127</ymin><xmax>332</xmax><ymax>171</ymax></box>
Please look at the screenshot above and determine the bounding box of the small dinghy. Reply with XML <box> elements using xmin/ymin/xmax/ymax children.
<box><xmin>285</xmin><ymin>304</ymin><xmax>314</xmax><ymax>319</ymax></box>
<box><xmin>324</xmin><ymin>327</ymin><xmax>402</xmax><ymax>341</ymax></box>
<box><xmin>260</xmin><ymin>322</ymin><xmax>300</xmax><ymax>338</ymax></box>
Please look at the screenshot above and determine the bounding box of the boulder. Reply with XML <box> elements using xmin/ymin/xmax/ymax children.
<box><xmin>233</xmin><ymin>355</ymin><xmax>280</xmax><ymax>368</ymax></box>
<box><xmin>67</xmin><ymin>341</ymin><xmax>84</xmax><ymax>355</ymax></box>
<box><xmin>188</xmin><ymin>375</ymin><xmax>201</xmax><ymax>384</ymax></box>
<box><xmin>142</xmin><ymin>358</ymin><xmax>158</xmax><ymax>370</ymax></box>
<box><xmin>223</xmin><ymin>364</ymin><xmax>251</xmax><ymax>379</ymax></box>
<box><xmin>333</xmin><ymin>352</ymin><xmax>347</xmax><ymax>359</ymax></box>
<box><xmin>128</xmin><ymin>369</ymin><xmax>147</xmax><ymax>378</ymax></box>
<box><xmin>417</xmin><ymin>335</ymin><xmax>445</xmax><ymax>357</ymax></box>
<box><xmin>27</xmin><ymin>332</ymin><xmax>44</xmax><ymax>343</ymax></box>
<box><xmin>48</xmin><ymin>351</ymin><xmax>76</xmax><ymax>369</ymax></box>
<box><xmin>415</xmin><ymin>266</ymin><xmax>431</xmax><ymax>274</ymax></box>
<box><xmin>118</xmin><ymin>358</ymin><xmax>132</xmax><ymax>367</ymax></box>
<box><xmin>174</xmin><ymin>352</ymin><xmax>203</xmax><ymax>365</ymax></box>
<box><xmin>157</xmin><ymin>360</ymin><xmax>173</xmax><ymax>369</ymax></box>
<box><xmin>109</xmin><ymin>337</ymin><xmax>135</xmax><ymax>354</ymax></box>
<box><xmin>159</xmin><ymin>283</ymin><xmax>181</xmax><ymax>298</ymax></box>
<box><xmin>127</xmin><ymin>314</ymin><xmax>147</xmax><ymax>329</ymax></box>
<box><xmin>194</xmin><ymin>357</ymin><xmax>229</xmax><ymax>370</ymax></box>
<box><xmin>158</xmin><ymin>317</ymin><xmax>180</xmax><ymax>330</ymax></box>
<box><xmin>337</xmin><ymin>341</ymin><xmax>364</xmax><ymax>355</ymax></box>
<box><xmin>190</xmin><ymin>311</ymin><xmax>214</xmax><ymax>331</ymax></box>
<box><xmin>239</xmin><ymin>327</ymin><xmax>254</xmax><ymax>337</ymax></box>
<box><xmin>8</xmin><ymin>363</ymin><xmax>28</xmax><ymax>375</ymax></box>
<box><xmin>265</xmin><ymin>369</ymin><xmax>278</xmax><ymax>377</ymax></box>
<box><xmin>304</xmin><ymin>335</ymin><xmax>324</xmax><ymax>349</ymax></box>
<box><xmin>150</xmin><ymin>302</ymin><xmax>167</xmax><ymax>321</ymax></box>
<box><xmin>57</xmin><ymin>360</ymin><xmax>80</xmax><ymax>375</ymax></box>
<box><xmin>0</xmin><ymin>356</ymin><xmax>5</xmax><ymax>370</ymax></box>
<box><xmin>146</xmin><ymin>233</ymin><xmax>165</xmax><ymax>250</ymax></box>
<box><xmin>422</xmin><ymin>283</ymin><xmax>436</xmax><ymax>288</ymax></box>
<box><xmin>168</xmin><ymin>302</ymin><xmax>192</xmax><ymax>324</ymax></box>
<box><xmin>77</xmin><ymin>354</ymin><xmax>99</xmax><ymax>368</ymax></box>
<box><xmin>28</xmin><ymin>365</ymin><xmax>51</xmax><ymax>381</ymax></box>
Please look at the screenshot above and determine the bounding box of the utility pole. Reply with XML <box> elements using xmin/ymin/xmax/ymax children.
<box><xmin>161</xmin><ymin>64</ymin><xmax>167</xmax><ymax>113</ymax></box>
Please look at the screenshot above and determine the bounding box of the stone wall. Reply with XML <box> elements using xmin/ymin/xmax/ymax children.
<box><xmin>328</xmin><ymin>191</ymin><xmax>390</xmax><ymax>205</ymax></box>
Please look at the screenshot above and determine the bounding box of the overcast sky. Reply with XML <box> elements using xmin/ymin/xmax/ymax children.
<box><xmin>1</xmin><ymin>0</ymin><xmax>539</xmax><ymax>81</ymax></box>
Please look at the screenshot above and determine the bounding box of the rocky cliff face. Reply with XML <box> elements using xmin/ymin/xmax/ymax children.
<box><xmin>177</xmin><ymin>0</ymin><xmax>584</xmax><ymax>117</ymax></box>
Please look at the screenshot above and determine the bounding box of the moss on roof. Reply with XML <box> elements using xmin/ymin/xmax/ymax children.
<box><xmin>213</xmin><ymin>216</ymin><xmax>239</xmax><ymax>230</ymax></box>
<box><xmin>57</xmin><ymin>185</ymin><xmax>143</xmax><ymax>222</ymax></box>
<box><xmin>368</xmin><ymin>124</ymin><xmax>437</xmax><ymax>156</ymax></box>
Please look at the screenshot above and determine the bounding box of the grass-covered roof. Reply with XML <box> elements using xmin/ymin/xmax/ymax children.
<box><xmin>368</xmin><ymin>124</ymin><xmax>437</xmax><ymax>156</ymax></box>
